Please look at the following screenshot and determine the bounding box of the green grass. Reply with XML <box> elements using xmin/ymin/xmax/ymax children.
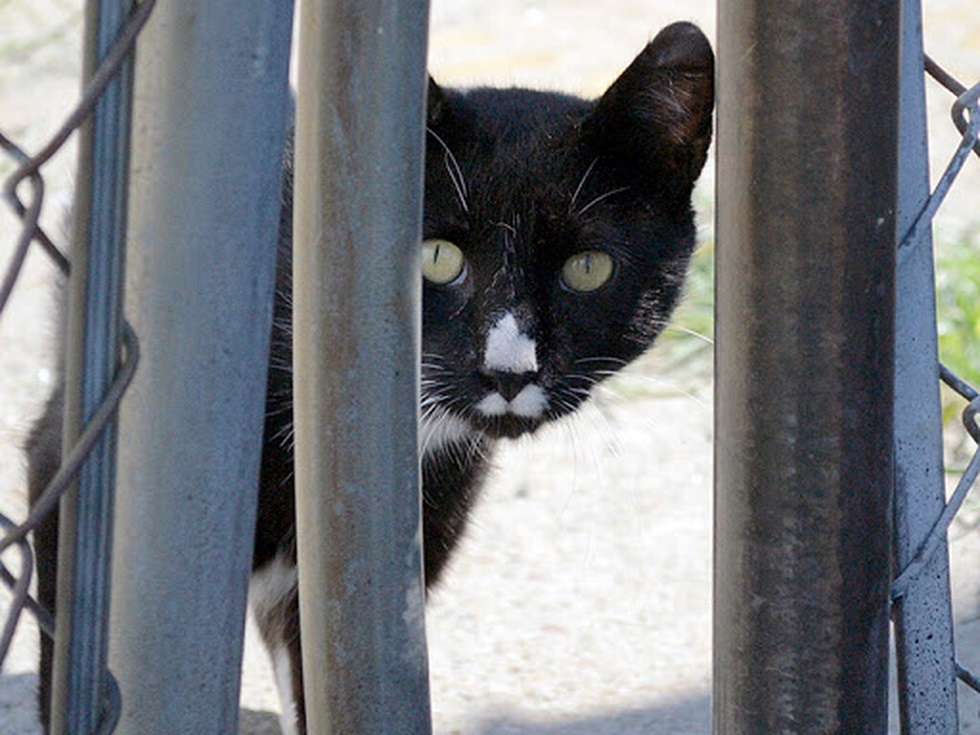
<box><xmin>662</xmin><ymin>240</ymin><xmax>714</xmax><ymax>371</ymax></box>
<box><xmin>937</xmin><ymin>232</ymin><xmax>980</xmax><ymax>391</ymax></box>
<box><xmin>655</xmin><ymin>230</ymin><xmax>980</xmax><ymax>430</ymax></box>
<box><xmin>936</xmin><ymin>232</ymin><xmax>980</xmax><ymax>474</ymax></box>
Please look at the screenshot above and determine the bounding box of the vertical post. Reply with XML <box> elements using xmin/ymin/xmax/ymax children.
<box><xmin>292</xmin><ymin>1</ymin><xmax>432</xmax><ymax>733</ymax></box>
<box><xmin>108</xmin><ymin>2</ymin><xmax>293</xmax><ymax>733</ymax></box>
<box><xmin>52</xmin><ymin>1</ymin><xmax>132</xmax><ymax>732</ymax></box>
<box><xmin>713</xmin><ymin>2</ymin><xmax>900</xmax><ymax>733</ymax></box>
<box><xmin>891</xmin><ymin>0</ymin><xmax>960</xmax><ymax>730</ymax></box>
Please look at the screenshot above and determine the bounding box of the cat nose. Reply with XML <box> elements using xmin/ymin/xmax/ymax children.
<box><xmin>481</xmin><ymin>368</ymin><xmax>536</xmax><ymax>402</ymax></box>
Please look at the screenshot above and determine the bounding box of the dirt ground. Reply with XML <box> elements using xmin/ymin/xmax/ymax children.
<box><xmin>2</xmin><ymin>1</ymin><xmax>979</xmax><ymax>734</ymax></box>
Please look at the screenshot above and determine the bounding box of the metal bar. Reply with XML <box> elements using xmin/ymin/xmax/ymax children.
<box><xmin>713</xmin><ymin>2</ymin><xmax>900</xmax><ymax>733</ymax></box>
<box><xmin>107</xmin><ymin>2</ymin><xmax>293</xmax><ymax>733</ymax></box>
<box><xmin>891</xmin><ymin>0</ymin><xmax>960</xmax><ymax>730</ymax></box>
<box><xmin>51</xmin><ymin>1</ymin><xmax>134</xmax><ymax>732</ymax></box>
<box><xmin>292</xmin><ymin>1</ymin><xmax>432</xmax><ymax>732</ymax></box>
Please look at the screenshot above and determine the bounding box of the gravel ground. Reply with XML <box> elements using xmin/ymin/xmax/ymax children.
<box><xmin>2</xmin><ymin>2</ymin><xmax>980</xmax><ymax>734</ymax></box>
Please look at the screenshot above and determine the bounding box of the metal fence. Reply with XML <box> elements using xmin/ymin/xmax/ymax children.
<box><xmin>1</xmin><ymin>0</ymin><xmax>152</xmax><ymax>730</ymax></box>
<box><xmin>0</xmin><ymin>1</ymin><xmax>978</xmax><ymax>735</ymax></box>
<box><xmin>713</xmin><ymin>0</ymin><xmax>980</xmax><ymax>732</ymax></box>
<box><xmin>1</xmin><ymin>1</ymin><xmax>299</xmax><ymax>733</ymax></box>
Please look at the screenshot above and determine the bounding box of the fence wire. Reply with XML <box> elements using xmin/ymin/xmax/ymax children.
<box><xmin>0</xmin><ymin>3</ymin><xmax>978</xmax><ymax>735</ymax></box>
<box><xmin>0</xmin><ymin>0</ymin><xmax>154</xmax><ymax>731</ymax></box>
<box><xmin>890</xmin><ymin>58</ymin><xmax>980</xmax><ymax>708</ymax></box>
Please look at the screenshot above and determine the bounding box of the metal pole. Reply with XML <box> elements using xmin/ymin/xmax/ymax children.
<box><xmin>891</xmin><ymin>0</ymin><xmax>960</xmax><ymax>730</ymax></box>
<box><xmin>108</xmin><ymin>2</ymin><xmax>293</xmax><ymax>733</ymax></box>
<box><xmin>52</xmin><ymin>1</ymin><xmax>132</xmax><ymax>732</ymax></box>
<box><xmin>292</xmin><ymin>1</ymin><xmax>432</xmax><ymax>733</ymax></box>
<box><xmin>714</xmin><ymin>2</ymin><xmax>900</xmax><ymax>733</ymax></box>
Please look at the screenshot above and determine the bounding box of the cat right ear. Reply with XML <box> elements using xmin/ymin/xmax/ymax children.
<box><xmin>587</xmin><ymin>22</ymin><xmax>715</xmax><ymax>190</ymax></box>
<box><xmin>427</xmin><ymin>76</ymin><xmax>445</xmax><ymax>125</ymax></box>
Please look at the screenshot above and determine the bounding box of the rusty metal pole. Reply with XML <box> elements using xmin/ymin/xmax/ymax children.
<box><xmin>292</xmin><ymin>0</ymin><xmax>432</xmax><ymax>732</ymax></box>
<box><xmin>714</xmin><ymin>1</ymin><xmax>900</xmax><ymax>732</ymax></box>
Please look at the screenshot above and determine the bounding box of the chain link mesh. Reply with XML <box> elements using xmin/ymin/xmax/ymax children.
<box><xmin>0</xmin><ymin>1</ymin><xmax>154</xmax><ymax>731</ymax></box>
<box><xmin>889</xmin><ymin>60</ymin><xmax>980</xmax><ymax>702</ymax></box>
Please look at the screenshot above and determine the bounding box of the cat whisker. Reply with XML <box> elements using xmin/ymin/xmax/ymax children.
<box><xmin>663</xmin><ymin>324</ymin><xmax>714</xmax><ymax>345</ymax></box>
<box><xmin>426</xmin><ymin>127</ymin><xmax>469</xmax><ymax>214</ymax></box>
<box><xmin>419</xmin><ymin>404</ymin><xmax>460</xmax><ymax>457</ymax></box>
<box><xmin>265</xmin><ymin>403</ymin><xmax>292</xmax><ymax>418</ymax></box>
<box><xmin>421</xmin><ymin>394</ymin><xmax>455</xmax><ymax>409</ymax></box>
<box><xmin>594</xmin><ymin>374</ymin><xmax>708</xmax><ymax>409</ymax></box>
<box><xmin>568</xmin><ymin>158</ymin><xmax>598</xmax><ymax>215</ymax></box>
<box><xmin>573</xmin><ymin>355</ymin><xmax>630</xmax><ymax>369</ymax></box>
<box><xmin>577</xmin><ymin>186</ymin><xmax>630</xmax><ymax>216</ymax></box>
<box><xmin>271</xmin><ymin>419</ymin><xmax>296</xmax><ymax>450</ymax></box>
<box><xmin>550</xmin><ymin>411</ymin><xmax>608</xmax><ymax>529</ymax></box>
<box><xmin>575</xmin><ymin>399</ymin><xmax>626</xmax><ymax>462</ymax></box>
<box><xmin>493</xmin><ymin>221</ymin><xmax>517</xmax><ymax>237</ymax></box>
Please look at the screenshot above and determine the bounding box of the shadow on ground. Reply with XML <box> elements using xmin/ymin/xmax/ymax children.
<box><xmin>0</xmin><ymin>675</ymin><xmax>287</xmax><ymax>735</ymax></box>
<box><xmin>239</xmin><ymin>694</ymin><xmax>710</xmax><ymax>735</ymax></box>
<box><xmin>467</xmin><ymin>694</ymin><xmax>710</xmax><ymax>735</ymax></box>
<box><xmin>240</xmin><ymin>708</ymin><xmax>282</xmax><ymax>735</ymax></box>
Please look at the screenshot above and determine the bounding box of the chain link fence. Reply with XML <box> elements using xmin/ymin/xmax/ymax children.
<box><xmin>893</xmin><ymin>58</ymin><xmax>980</xmax><ymax>618</ymax></box>
<box><xmin>1</xmin><ymin>1</ymin><xmax>153</xmax><ymax>731</ymax></box>
<box><xmin>892</xmin><ymin>43</ymin><xmax>980</xmax><ymax>730</ymax></box>
<box><xmin>0</xmin><ymin>1</ymin><xmax>979</xmax><ymax>734</ymax></box>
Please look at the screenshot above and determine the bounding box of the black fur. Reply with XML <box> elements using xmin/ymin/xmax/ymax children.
<box><xmin>29</xmin><ymin>22</ymin><xmax>713</xmax><ymax>733</ymax></box>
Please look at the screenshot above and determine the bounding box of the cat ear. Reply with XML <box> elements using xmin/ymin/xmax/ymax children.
<box><xmin>427</xmin><ymin>76</ymin><xmax>446</xmax><ymax>125</ymax></box>
<box><xmin>587</xmin><ymin>22</ymin><xmax>714</xmax><ymax>189</ymax></box>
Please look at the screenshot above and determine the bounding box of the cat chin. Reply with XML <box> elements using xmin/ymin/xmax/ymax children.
<box><xmin>471</xmin><ymin>414</ymin><xmax>544</xmax><ymax>441</ymax></box>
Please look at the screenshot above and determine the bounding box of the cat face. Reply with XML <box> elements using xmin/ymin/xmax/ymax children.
<box><xmin>419</xmin><ymin>22</ymin><xmax>714</xmax><ymax>448</ymax></box>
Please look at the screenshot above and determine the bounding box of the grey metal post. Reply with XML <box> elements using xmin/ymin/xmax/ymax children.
<box><xmin>292</xmin><ymin>1</ymin><xmax>432</xmax><ymax>733</ymax></box>
<box><xmin>52</xmin><ymin>1</ymin><xmax>133</xmax><ymax>732</ymax></box>
<box><xmin>108</xmin><ymin>2</ymin><xmax>293</xmax><ymax>733</ymax></box>
<box><xmin>891</xmin><ymin>0</ymin><xmax>960</xmax><ymax>729</ymax></box>
<box><xmin>714</xmin><ymin>2</ymin><xmax>900</xmax><ymax>732</ymax></box>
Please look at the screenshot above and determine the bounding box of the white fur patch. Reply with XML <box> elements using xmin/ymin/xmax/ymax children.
<box><xmin>249</xmin><ymin>553</ymin><xmax>298</xmax><ymax>626</ymax></box>
<box><xmin>484</xmin><ymin>313</ymin><xmax>538</xmax><ymax>374</ymax></box>
<box><xmin>249</xmin><ymin>555</ymin><xmax>300</xmax><ymax>735</ymax></box>
<box><xmin>509</xmin><ymin>384</ymin><xmax>548</xmax><ymax>418</ymax></box>
<box><xmin>476</xmin><ymin>392</ymin><xmax>508</xmax><ymax>417</ymax></box>
<box><xmin>272</xmin><ymin>645</ymin><xmax>299</xmax><ymax>735</ymax></box>
<box><xmin>476</xmin><ymin>384</ymin><xmax>548</xmax><ymax>419</ymax></box>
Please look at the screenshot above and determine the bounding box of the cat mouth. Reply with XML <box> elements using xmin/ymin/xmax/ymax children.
<box><xmin>469</xmin><ymin>384</ymin><xmax>549</xmax><ymax>440</ymax></box>
<box><xmin>471</xmin><ymin>412</ymin><xmax>543</xmax><ymax>440</ymax></box>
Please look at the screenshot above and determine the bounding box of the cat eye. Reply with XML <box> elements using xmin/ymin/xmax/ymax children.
<box><xmin>561</xmin><ymin>250</ymin><xmax>614</xmax><ymax>293</ymax></box>
<box><xmin>421</xmin><ymin>239</ymin><xmax>466</xmax><ymax>285</ymax></box>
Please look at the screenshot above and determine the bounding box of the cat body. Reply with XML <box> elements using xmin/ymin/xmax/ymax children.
<box><xmin>29</xmin><ymin>21</ymin><xmax>713</xmax><ymax>735</ymax></box>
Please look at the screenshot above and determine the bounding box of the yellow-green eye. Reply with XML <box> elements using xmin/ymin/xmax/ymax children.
<box><xmin>561</xmin><ymin>250</ymin><xmax>614</xmax><ymax>292</ymax></box>
<box><xmin>421</xmin><ymin>239</ymin><xmax>466</xmax><ymax>285</ymax></box>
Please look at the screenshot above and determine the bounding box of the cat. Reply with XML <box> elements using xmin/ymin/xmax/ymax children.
<box><xmin>28</xmin><ymin>20</ymin><xmax>713</xmax><ymax>735</ymax></box>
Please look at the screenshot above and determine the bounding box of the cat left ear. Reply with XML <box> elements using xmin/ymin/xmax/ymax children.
<box><xmin>587</xmin><ymin>22</ymin><xmax>714</xmax><ymax>189</ymax></box>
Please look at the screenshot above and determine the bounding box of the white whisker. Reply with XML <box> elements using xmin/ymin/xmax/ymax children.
<box><xmin>577</xmin><ymin>186</ymin><xmax>630</xmax><ymax>216</ymax></box>
<box><xmin>426</xmin><ymin>127</ymin><xmax>470</xmax><ymax>214</ymax></box>
<box><xmin>568</xmin><ymin>158</ymin><xmax>598</xmax><ymax>214</ymax></box>
<box><xmin>664</xmin><ymin>324</ymin><xmax>714</xmax><ymax>344</ymax></box>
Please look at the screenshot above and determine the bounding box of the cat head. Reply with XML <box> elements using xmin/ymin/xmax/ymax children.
<box><xmin>419</xmin><ymin>22</ymin><xmax>714</xmax><ymax>448</ymax></box>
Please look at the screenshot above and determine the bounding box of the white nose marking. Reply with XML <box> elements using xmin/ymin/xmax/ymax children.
<box><xmin>484</xmin><ymin>312</ymin><xmax>537</xmax><ymax>374</ymax></box>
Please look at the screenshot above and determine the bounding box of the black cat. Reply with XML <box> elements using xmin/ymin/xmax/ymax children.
<box><xmin>29</xmin><ymin>21</ymin><xmax>713</xmax><ymax>735</ymax></box>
